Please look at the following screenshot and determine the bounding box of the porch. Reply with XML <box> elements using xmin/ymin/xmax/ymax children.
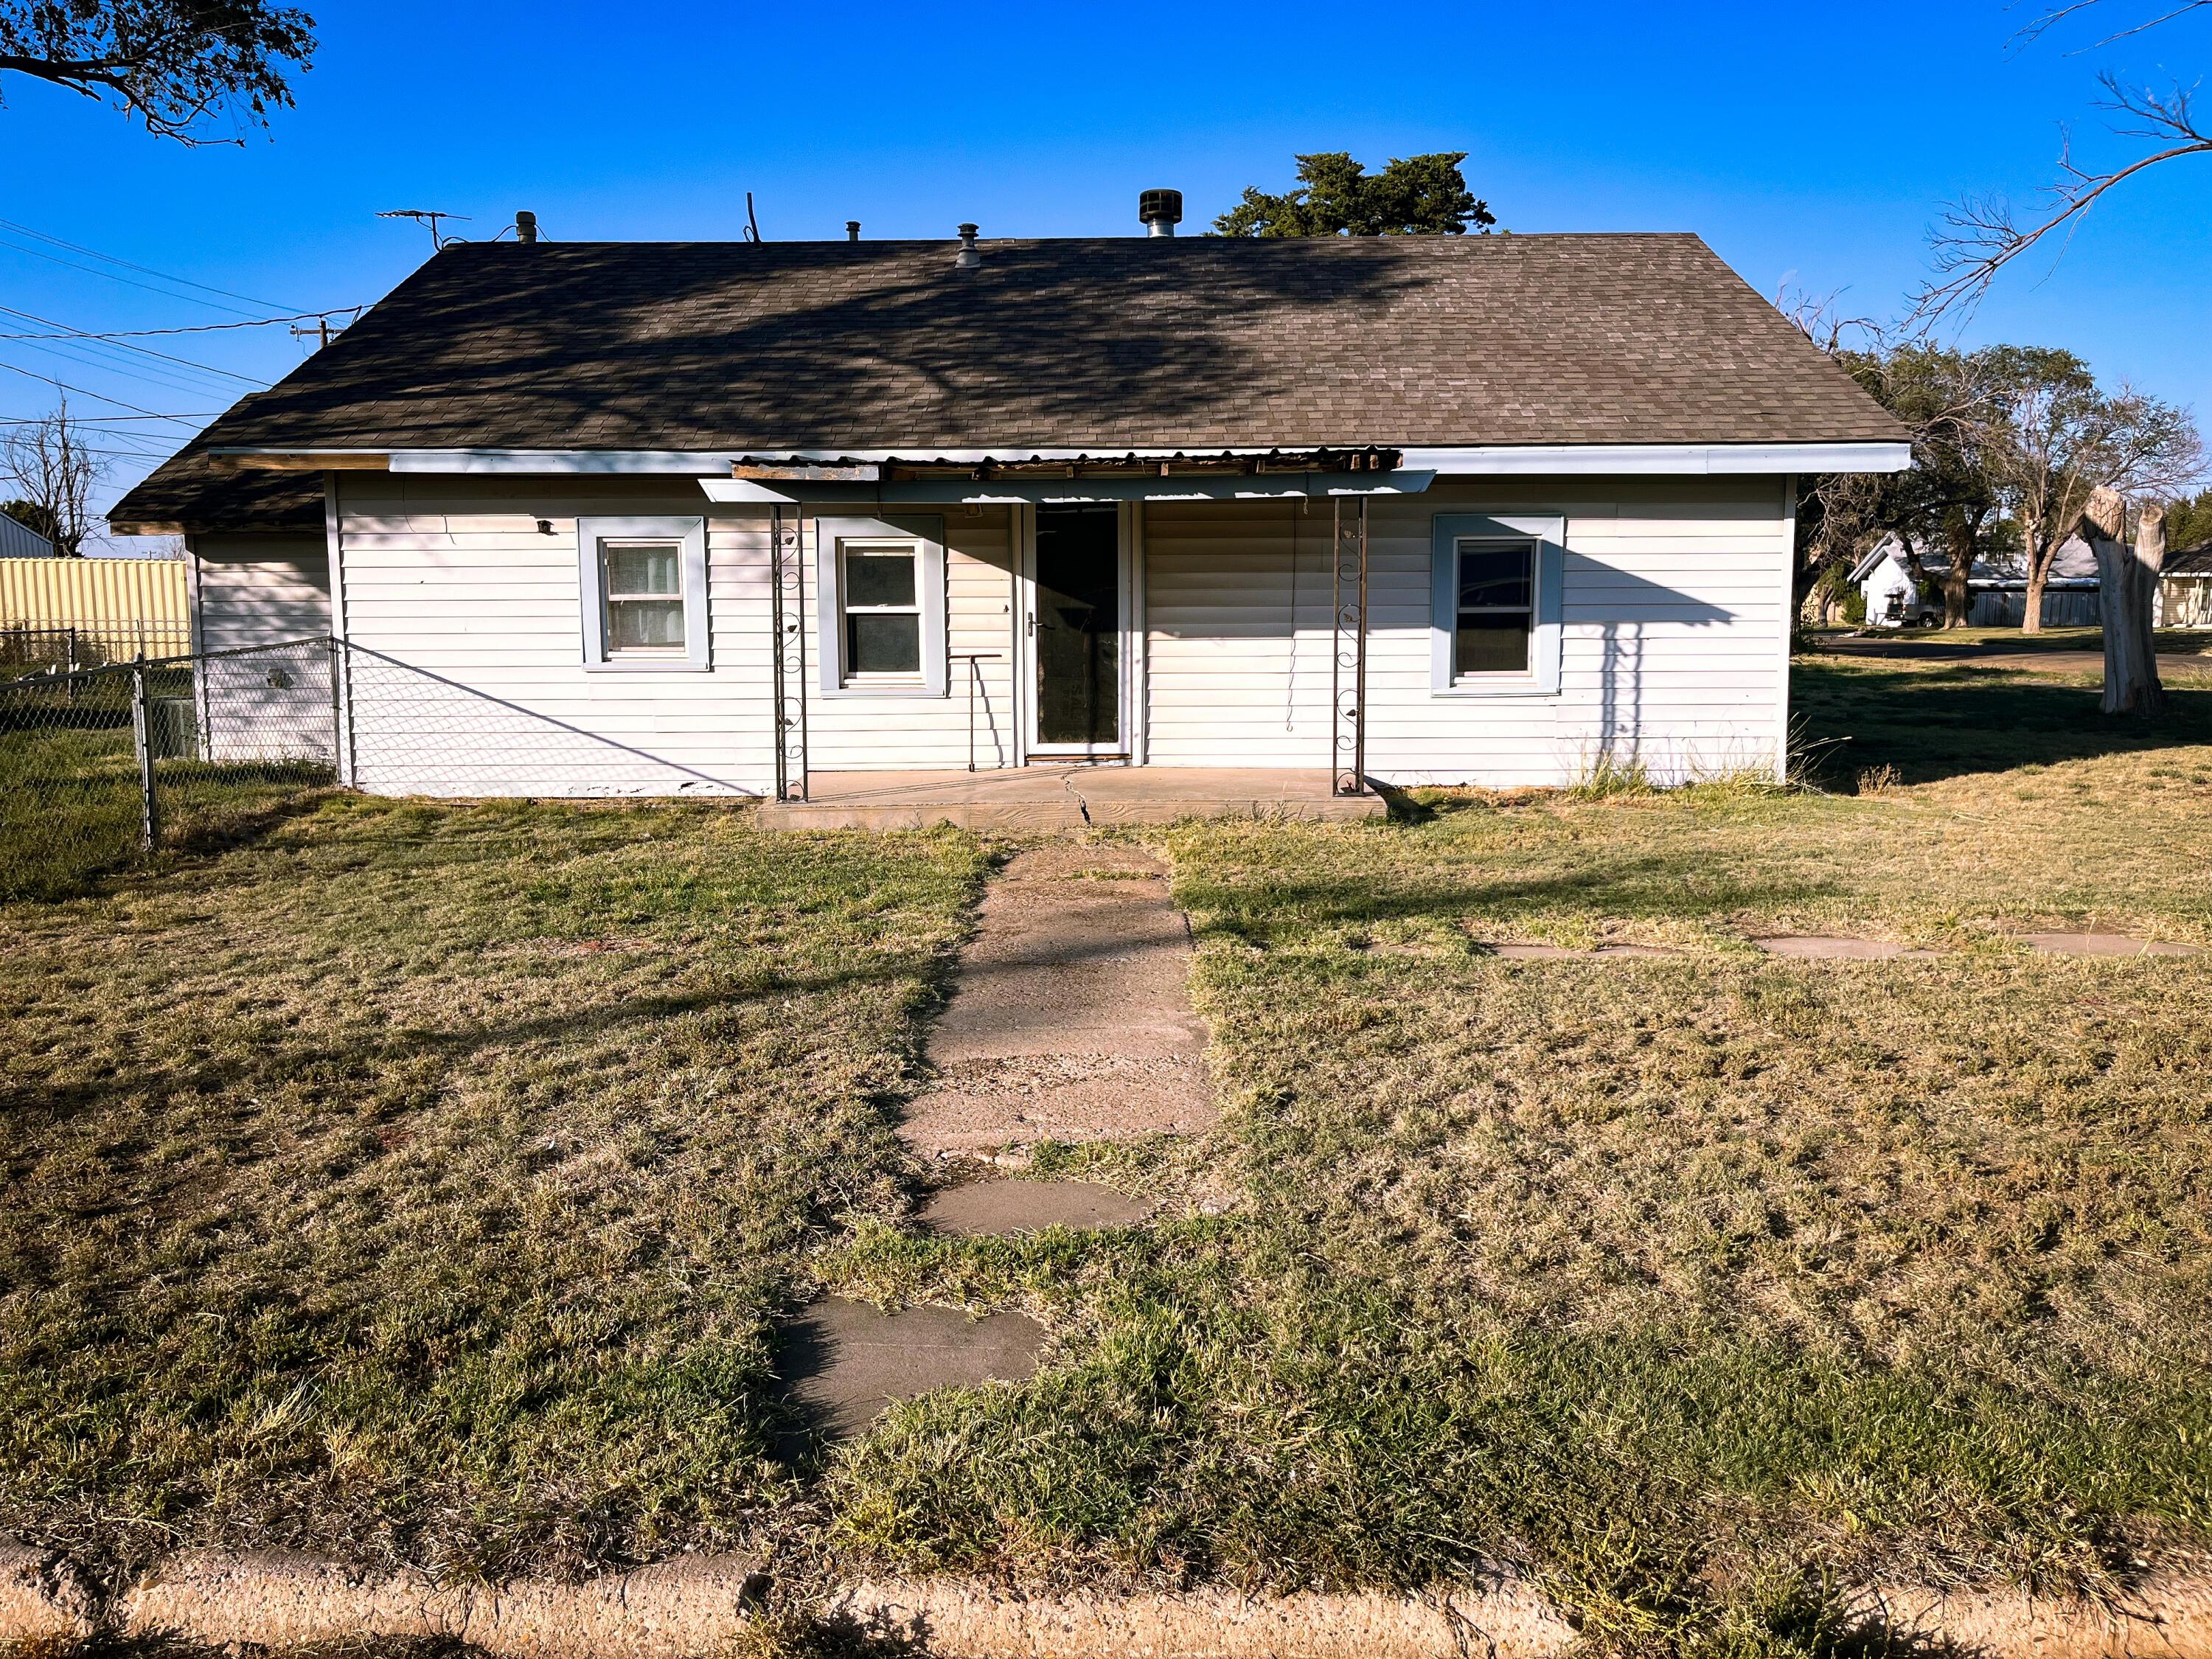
<box><xmin>754</xmin><ymin>765</ymin><xmax>1384</xmax><ymax>830</ymax></box>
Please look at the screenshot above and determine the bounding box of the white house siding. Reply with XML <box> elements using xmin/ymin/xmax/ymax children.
<box><xmin>189</xmin><ymin>533</ymin><xmax>337</xmax><ymax>765</ymax></box>
<box><xmin>791</xmin><ymin>507</ymin><xmax>1020</xmax><ymax>773</ymax></box>
<box><xmin>334</xmin><ymin>476</ymin><xmax>775</xmax><ymax>797</ymax></box>
<box><xmin>327</xmin><ymin>481</ymin><xmax>1023</xmax><ymax>796</ymax></box>
<box><xmin>1143</xmin><ymin>477</ymin><xmax>1792</xmax><ymax>787</ymax></box>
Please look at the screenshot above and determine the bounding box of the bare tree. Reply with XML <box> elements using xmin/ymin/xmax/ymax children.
<box><xmin>2</xmin><ymin>399</ymin><xmax>105</xmax><ymax>555</ymax></box>
<box><xmin>1914</xmin><ymin>4</ymin><xmax>2210</xmax><ymax>322</ymax></box>
<box><xmin>0</xmin><ymin>0</ymin><xmax>315</xmax><ymax>145</ymax></box>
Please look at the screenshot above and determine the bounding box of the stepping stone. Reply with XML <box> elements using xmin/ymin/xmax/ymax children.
<box><xmin>919</xmin><ymin>1178</ymin><xmax>1153</xmax><ymax>1237</ymax></box>
<box><xmin>1480</xmin><ymin>942</ymin><xmax>1674</xmax><ymax>960</ymax></box>
<box><xmin>2023</xmin><ymin>932</ymin><xmax>2201</xmax><ymax>958</ymax></box>
<box><xmin>1755</xmin><ymin>935</ymin><xmax>1938</xmax><ymax>961</ymax></box>
<box><xmin>776</xmin><ymin>1298</ymin><xmax>1045</xmax><ymax>1446</ymax></box>
<box><xmin>902</xmin><ymin>844</ymin><xmax>1215</xmax><ymax>1154</ymax></box>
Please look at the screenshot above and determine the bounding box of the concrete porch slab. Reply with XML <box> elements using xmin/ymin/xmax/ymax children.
<box><xmin>757</xmin><ymin>767</ymin><xmax>1382</xmax><ymax>830</ymax></box>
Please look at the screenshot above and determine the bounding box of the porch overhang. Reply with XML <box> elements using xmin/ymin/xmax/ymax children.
<box><xmin>698</xmin><ymin>470</ymin><xmax>1436</xmax><ymax>506</ymax></box>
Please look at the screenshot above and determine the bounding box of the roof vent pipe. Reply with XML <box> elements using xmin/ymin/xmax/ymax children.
<box><xmin>515</xmin><ymin>210</ymin><xmax>538</xmax><ymax>244</ymax></box>
<box><xmin>955</xmin><ymin>223</ymin><xmax>981</xmax><ymax>268</ymax></box>
<box><xmin>1138</xmin><ymin>189</ymin><xmax>1182</xmax><ymax>237</ymax></box>
<box><xmin>846</xmin><ymin>220</ymin><xmax>861</xmax><ymax>242</ymax></box>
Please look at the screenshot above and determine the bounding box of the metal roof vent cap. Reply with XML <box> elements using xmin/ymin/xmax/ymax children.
<box><xmin>1138</xmin><ymin>189</ymin><xmax>1183</xmax><ymax>237</ymax></box>
<box><xmin>955</xmin><ymin>223</ymin><xmax>981</xmax><ymax>268</ymax></box>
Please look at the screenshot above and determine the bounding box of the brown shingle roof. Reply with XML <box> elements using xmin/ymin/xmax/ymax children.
<box><xmin>112</xmin><ymin>232</ymin><xmax>1902</xmax><ymax>527</ymax></box>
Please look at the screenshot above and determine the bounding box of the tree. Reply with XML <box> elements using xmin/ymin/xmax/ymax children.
<box><xmin>1840</xmin><ymin>344</ymin><xmax>2010</xmax><ymax>627</ymax></box>
<box><xmin>1916</xmin><ymin>3</ymin><xmax>2208</xmax><ymax>321</ymax></box>
<box><xmin>0</xmin><ymin>0</ymin><xmax>315</xmax><ymax>144</ymax></box>
<box><xmin>2</xmin><ymin>400</ymin><xmax>103</xmax><ymax>555</ymax></box>
<box><xmin>1978</xmin><ymin>347</ymin><xmax>2199</xmax><ymax>632</ymax></box>
<box><xmin>2165</xmin><ymin>485</ymin><xmax>2212</xmax><ymax>551</ymax></box>
<box><xmin>1214</xmin><ymin>152</ymin><xmax>1496</xmax><ymax>237</ymax></box>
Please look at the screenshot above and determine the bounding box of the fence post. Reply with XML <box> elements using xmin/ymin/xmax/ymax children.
<box><xmin>131</xmin><ymin>658</ymin><xmax>160</xmax><ymax>853</ymax></box>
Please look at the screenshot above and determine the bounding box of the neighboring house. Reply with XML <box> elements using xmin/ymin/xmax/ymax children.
<box><xmin>0</xmin><ymin>510</ymin><xmax>55</xmax><ymax>560</ymax></box>
<box><xmin>2158</xmin><ymin>545</ymin><xmax>2212</xmax><ymax>628</ymax></box>
<box><xmin>1849</xmin><ymin>532</ymin><xmax>2100</xmax><ymax>629</ymax></box>
<box><xmin>109</xmin><ymin>213</ymin><xmax>1909</xmax><ymax>798</ymax></box>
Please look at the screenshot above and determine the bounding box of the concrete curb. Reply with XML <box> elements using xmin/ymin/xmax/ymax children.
<box><xmin>114</xmin><ymin>1549</ymin><xmax>765</xmax><ymax>1658</ymax></box>
<box><xmin>825</xmin><ymin>1579</ymin><xmax>1576</xmax><ymax>1658</ymax></box>
<box><xmin>3</xmin><ymin>1543</ymin><xmax>2211</xmax><ymax>1658</ymax></box>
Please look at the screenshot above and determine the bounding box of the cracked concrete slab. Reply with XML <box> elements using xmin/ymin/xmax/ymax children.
<box><xmin>920</xmin><ymin>1178</ymin><xmax>1154</xmax><ymax>1236</ymax></box>
<box><xmin>902</xmin><ymin>844</ymin><xmax>1216</xmax><ymax>1155</ymax></box>
<box><xmin>776</xmin><ymin>1298</ymin><xmax>1046</xmax><ymax>1444</ymax></box>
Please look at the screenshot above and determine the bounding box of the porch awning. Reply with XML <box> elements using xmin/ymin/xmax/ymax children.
<box><xmin>701</xmin><ymin>448</ymin><xmax>1433</xmax><ymax>505</ymax></box>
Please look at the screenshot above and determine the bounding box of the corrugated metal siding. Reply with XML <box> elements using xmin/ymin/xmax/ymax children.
<box><xmin>0</xmin><ymin>554</ymin><xmax>188</xmax><ymax>626</ymax></box>
<box><xmin>1144</xmin><ymin>479</ymin><xmax>1792</xmax><ymax>786</ymax></box>
<box><xmin>0</xmin><ymin>515</ymin><xmax>55</xmax><ymax>559</ymax></box>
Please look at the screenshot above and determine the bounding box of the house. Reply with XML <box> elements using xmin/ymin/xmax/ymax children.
<box><xmin>108</xmin><ymin>208</ymin><xmax>1909</xmax><ymax>803</ymax></box>
<box><xmin>2159</xmin><ymin>544</ymin><xmax>2212</xmax><ymax>628</ymax></box>
<box><xmin>1848</xmin><ymin>532</ymin><xmax>2101</xmax><ymax>630</ymax></box>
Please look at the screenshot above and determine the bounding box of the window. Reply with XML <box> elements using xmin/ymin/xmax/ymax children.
<box><xmin>840</xmin><ymin>542</ymin><xmax>922</xmax><ymax>677</ymax></box>
<box><xmin>578</xmin><ymin>516</ymin><xmax>709</xmax><ymax>671</ymax></box>
<box><xmin>1430</xmin><ymin>512</ymin><xmax>1564</xmax><ymax>696</ymax></box>
<box><xmin>602</xmin><ymin>541</ymin><xmax>685</xmax><ymax>655</ymax></box>
<box><xmin>816</xmin><ymin>515</ymin><xmax>948</xmax><ymax>697</ymax></box>
<box><xmin>1453</xmin><ymin>539</ymin><xmax>1537</xmax><ymax>677</ymax></box>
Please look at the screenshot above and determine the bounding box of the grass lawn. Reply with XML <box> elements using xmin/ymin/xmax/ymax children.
<box><xmin>4</xmin><ymin>656</ymin><xmax>2211</xmax><ymax>1653</ymax></box>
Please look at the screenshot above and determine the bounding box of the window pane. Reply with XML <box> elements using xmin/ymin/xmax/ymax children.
<box><xmin>844</xmin><ymin>549</ymin><xmax>917</xmax><ymax>608</ymax></box>
<box><xmin>606</xmin><ymin>544</ymin><xmax>681</xmax><ymax>596</ymax></box>
<box><xmin>1455</xmin><ymin>613</ymin><xmax>1531</xmax><ymax>675</ymax></box>
<box><xmin>1458</xmin><ymin>543</ymin><xmax>1533</xmax><ymax>610</ymax></box>
<box><xmin>609</xmin><ymin>597</ymin><xmax>685</xmax><ymax>650</ymax></box>
<box><xmin>847</xmin><ymin>611</ymin><xmax>920</xmax><ymax>674</ymax></box>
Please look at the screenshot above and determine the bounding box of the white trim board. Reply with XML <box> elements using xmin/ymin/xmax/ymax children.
<box><xmin>212</xmin><ymin>442</ymin><xmax>1912</xmax><ymax>476</ymax></box>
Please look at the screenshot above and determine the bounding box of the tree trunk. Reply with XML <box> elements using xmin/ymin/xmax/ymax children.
<box><xmin>2020</xmin><ymin>512</ymin><xmax>2048</xmax><ymax>633</ymax></box>
<box><xmin>1941</xmin><ymin>504</ymin><xmax>1975</xmax><ymax>627</ymax></box>
<box><xmin>2090</xmin><ymin>486</ymin><xmax>2166</xmax><ymax>716</ymax></box>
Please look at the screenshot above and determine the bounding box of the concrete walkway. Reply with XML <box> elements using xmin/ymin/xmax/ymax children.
<box><xmin>758</xmin><ymin>767</ymin><xmax>1381</xmax><ymax>830</ymax></box>
<box><xmin>902</xmin><ymin>841</ymin><xmax>1217</xmax><ymax>1154</ymax></box>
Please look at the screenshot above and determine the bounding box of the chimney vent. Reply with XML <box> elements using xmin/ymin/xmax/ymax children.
<box><xmin>955</xmin><ymin>223</ymin><xmax>981</xmax><ymax>268</ymax></box>
<box><xmin>515</xmin><ymin>209</ymin><xmax>538</xmax><ymax>244</ymax></box>
<box><xmin>846</xmin><ymin>220</ymin><xmax>861</xmax><ymax>242</ymax></box>
<box><xmin>1138</xmin><ymin>189</ymin><xmax>1183</xmax><ymax>237</ymax></box>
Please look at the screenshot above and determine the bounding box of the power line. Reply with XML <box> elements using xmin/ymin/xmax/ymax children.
<box><xmin>0</xmin><ymin>215</ymin><xmax>300</xmax><ymax>312</ymax></box>
<box><xmin>0</xmin><ymin>361</ymin><xmax>209</xmax><ymax>423</ymax></box>
<box><xmin>0</xmin><ymin>304</ymin><xmax>268</xmax><ymax>385</ymax></box>
<box><xmin>3</xmin><ymin>335</ymin><xmax>246</xmax><ymax>403</ymax></box>
<box><xmin>0</xmin><ymin>307</ymin><xmax>363</xmax><ymax>341</ymax></box>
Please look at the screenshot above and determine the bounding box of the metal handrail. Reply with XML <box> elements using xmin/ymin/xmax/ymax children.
<box><xmin>950</xmin><ymin>651</ymin><xmax>1004</xmax><ymax>771</ymax></box>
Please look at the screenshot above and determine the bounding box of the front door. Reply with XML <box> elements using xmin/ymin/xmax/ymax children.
<box><xmin>1029</xmin><ymin>504</ymin><xmax>1124</xmax><ymax>755</ymax></box>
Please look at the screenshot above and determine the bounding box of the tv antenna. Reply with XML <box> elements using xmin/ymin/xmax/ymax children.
<box><xmin>378</xmin><ymin>209</ymin><xmax>472</xmax><ymax>251</ymax></box>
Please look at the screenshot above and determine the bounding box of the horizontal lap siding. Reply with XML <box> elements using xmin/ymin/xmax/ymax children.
<box><xmin>799</xmin><ymin>510</ymin><xmax>1020</xmax><ymax>772</ymax></box>
<box><xmin>191</xmin><ymin>534</ymin><xmax>337</xmax><ymax>765</ymax></box>
<box><xmin>338</xmin><ymin>479</ymin><xmax>773</xmax><ymax>798</ymax></box>
<box><xmin>1144</xmin><ymin>479</ymin><xmax>1789</xmax><ymax>786</ymax></box>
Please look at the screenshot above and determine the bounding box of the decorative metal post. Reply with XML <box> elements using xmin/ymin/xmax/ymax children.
<box><xmin>769</xmin><ymin>505</ymin><xmax>810</xmax><ymax>801</ymax></box>
<box><xmin>1329</xmin><ymin>497</ymin><xmax>1368</xmax><ymax>795</ymax></box>
<box><xmin>130</xmin><ymin>658</ymin><xmax>159</xmax><ymax>852</ymax></box>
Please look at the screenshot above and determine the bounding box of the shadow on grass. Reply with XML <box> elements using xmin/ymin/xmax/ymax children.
<box><xmin>1795</xmin><ymin>664</ymin><xmax>2212</xmax><ymax>787</ymax></box>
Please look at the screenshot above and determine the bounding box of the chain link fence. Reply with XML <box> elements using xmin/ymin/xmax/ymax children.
<box><xmin>1</xmin><ymin>638</ymin><xmax>339</xmax><ymax>902</ymax></box>
<box><xmin>1</xmin><ymin>620</ymin><xmax>193</xmax><ymax>677</ymax></box>
<box><xmin>3</xmin><ymin>636</ymin><xmax>762</xmax><ymax>902</ymax></box>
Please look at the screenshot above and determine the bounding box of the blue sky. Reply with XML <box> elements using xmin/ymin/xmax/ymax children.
<box><xmin>4</xmin><ymin>0</ymin><xmax>2206</xmax><ymax>549</ymax></box>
